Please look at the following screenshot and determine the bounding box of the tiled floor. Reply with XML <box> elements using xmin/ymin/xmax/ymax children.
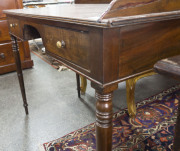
<box><xmin>0</xmin><ymin>52</ymin><xmax>179</xmax><ymax>151</ymax></box>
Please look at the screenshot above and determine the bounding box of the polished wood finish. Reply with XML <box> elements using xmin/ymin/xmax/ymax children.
<box><xmin>0</xmin><ymin>42</ymin><xmax>16</xmax><ymax>65</ymax></box>
<box><xmin>4</xmin><ymin>1</ymin><xmax>180</xmax><ymax>150</ymax></box>
<box><xmin>0</xmin><ymin>20</ymin><xmax>11</xmax><ymax>41</ymax></box>
<box><xmin>154</xmin><ymin>55</ymin><xmax>180</xmax><ymax>151</ymax></box>
<box><xmin>95</xmin><ymin>91</ymin><xmax>113</xmax><ymax>151</ymax></box>
<box><xmin>43</xmin><ymin>25</ymin><xmax>90</xmax><ymax>69</ymax></box>
<box><xmin>100</xmin><ymin>0</ymin><xmax>180</xmax><ymax>20</ymax></box>
<box><xmin>0</xmin><ymin>0</ymin><xmax>33</xmax><ymax>74</ymax></box>
<box><xmin>0</xmin><ymin>41</ymin><xmax>26</xmax><ymax>66</ymax></box>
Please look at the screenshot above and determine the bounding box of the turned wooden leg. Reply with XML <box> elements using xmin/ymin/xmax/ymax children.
<box><xmin>126</xmin><ymin>71</ymin><xmax>156</xmax><ymax>118</ymax></box>
<box><xmin>80</xmin><ymin>75</ymin><xmax>87</xmax><ymax>95</ymax></box>
<box><xmin>92</xmin><ymin>82</ymin><xmax>118</xmax><ymax>151</ymax></box>
<box><xmin>11</xmin><ymin>35</ymin><xmax>28</xmax><ymax>115</ymax></box>
<box><xmin>95</xmin><ymin>91</ymin><xmax>113</xmax><ymax>151</ymax></box>
<box><xmin>76</xmin><ymin>73</ymin><xmax>81</xmax><ymax>98</ymax></box>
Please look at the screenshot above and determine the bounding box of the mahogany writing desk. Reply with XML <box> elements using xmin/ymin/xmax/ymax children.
<box><xmin>3</xmin><ymin>1</ymin><xmax>180</xmax><ymax>150</ymax></box>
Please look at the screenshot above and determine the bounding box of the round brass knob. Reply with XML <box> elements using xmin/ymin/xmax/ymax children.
<box><xmin>10</xmin><ymin>24</ymin><xmax>13</xmax><ymax>28</ymax></box>
<box><xmin>56</xmin><ymin>40</ymin><xmax>65</xmax><ymax>49</ymax></box>
<box><xmin>10</xmin><ymin>23</ymin><xmax>17</xmax><ymax>28</ymax></box>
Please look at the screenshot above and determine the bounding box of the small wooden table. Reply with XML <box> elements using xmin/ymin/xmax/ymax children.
<box><xmin>4</xmin><ymin>1</ymin><xmax>180</xmax><ymax>150</ymax></box>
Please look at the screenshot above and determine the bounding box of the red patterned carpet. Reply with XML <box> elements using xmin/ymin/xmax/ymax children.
<box><xmin>41</xmin><ymin>85</ymin><xmax>180</xmax><ymax>151</ymax></box>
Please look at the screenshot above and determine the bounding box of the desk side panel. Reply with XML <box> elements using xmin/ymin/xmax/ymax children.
<box><xmin>103</xmin><ymin>28</ymin><xmax>120</xmax><ymax>83</ymax></box>
<box><xmin>118</xmin><ymin>19</ymin><xmax>180</xmax><ymax>79</ymax></box>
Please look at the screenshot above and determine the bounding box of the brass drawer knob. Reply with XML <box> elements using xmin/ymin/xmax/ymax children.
<box><xmin>10</xmin><ymin>23</ymin><xmax>17</xmax><ymax>28</ymax></box>
<box><xmin>0</xmin><ymin>53</ymin><xmax>5</xmax><ymax>59</ymax></box>
<box><xmin>56</xmin><ymin>40</ymin><xmax>65</xmax><ymax>48</ymax></box>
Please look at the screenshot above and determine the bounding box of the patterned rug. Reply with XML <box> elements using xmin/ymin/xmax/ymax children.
<box><xmin>41</xmin><ymin>85</ymin><xmax>180</xmax><ymax>151</ymax></box>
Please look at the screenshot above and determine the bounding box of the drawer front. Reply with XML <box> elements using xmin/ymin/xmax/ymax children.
<box><xmin>0</xmin><ymin>42</ymin><xmax>14</xmax><ymax>66</ymax></box>
<box><xmin>8</xmin><ymin>17</ymin><xmax>21</xmax><ymax>37</ymax></box>
<box><xmin>0</xmin><ymin>42</ymin><xmax>24</xmax><ymax>66</ymax></box>
<box><xmin>0</xmin><ymin>20</ymin><xmax>11</xmax><ymax>42</ymax></box>
<box><xmin>43</xmin><ymin>25</ymin><xmax>90</xmax><ymax>70</ymax></box>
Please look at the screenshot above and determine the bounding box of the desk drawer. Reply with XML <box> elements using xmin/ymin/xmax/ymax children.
<box><xmin>8</xmin><ymin>17</ymin><xmax>21</xmax><ymax>37</ymax></box>
<box><xmin>0</xmin><ymin>20</ymin><xmax>11</xmax><ymax>42</ymax></box>
<box><xmin>43</xmin><ymin>25</ymin><xmax>90</xmax><ymax>70</ymax></box>
<box><xmin>0</xmin><ymin>42</ymin><xmax>24</xmax><ymax>66</ymax></box>
<box><xmin>0</xmin><ymin>42</ymin><xmax>14</xmax><ymax>66</ymax></box>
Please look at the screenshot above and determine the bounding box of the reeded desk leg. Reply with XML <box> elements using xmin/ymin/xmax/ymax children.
<box><xmin>95</xmin><ymin>91</ymin><xmax>113</xmax><ymax>151</ymax></box>
<box><xmin>11</xmin><ymin>35</ymin><xmax>28</xmax><ymax>115</ymax></box>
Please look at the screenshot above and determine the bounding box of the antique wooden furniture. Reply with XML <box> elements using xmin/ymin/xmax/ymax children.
<box><xmin>0</xmin><ymin>0</ymin><xmax>33</xmax><ymax>74</ymax></box>
<box><xmin>74</xmin><ymin>0</ymin><xmax>157</xmax><ymax>118</ymax></box>
<box><xmin>154</xmin><ymin>55</ymin><xmax>180</xmax><ymax>151</ymax></box>
<box><xmin>4</xmin><ymin>0</ymin><xmax>180</xmax><ymax>150</ymax></box>
<box><xmin>74</xmin><ymin>0</ymin><xmax>142</xmax><ymax>118</ymax></box>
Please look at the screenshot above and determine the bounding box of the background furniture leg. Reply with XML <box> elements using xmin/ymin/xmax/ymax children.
<box><xmin>11</xmin><ymin>36</ymin><xmax>28</xmax><ymax>115</ymax></box>
<box><xmin>76</xmin><ymin>73</ymin><xmax>81</xmax><ymax>98</ymax></box>
<box><xmin>80</xmin><ymin>75</ymin><xmax>87</xmax><ymax>95</ymax></box>
<box><xmin>95</xmin><ymin>91</ymin><xmax>113</xmax><ymax>151</ymax></box>
<box><xmin>126</xmin><ymin>78</ymin><xmax>137</xmax><ymax>118</ymax></box>
<box><xmin>126</xmin><ymin>71</ymin><xmax>156</xmax><ymax>118</ymax></box>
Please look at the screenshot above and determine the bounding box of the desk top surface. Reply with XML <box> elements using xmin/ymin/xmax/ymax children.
<box><xmin>4</xmin><ymin>2</ymin><xmax>180</xmax><ymax>27</ymax></box>
<box><xmin>4</xmin><ymin>4</ymin><xmax>108</xmax><ymax>22</ymax></box>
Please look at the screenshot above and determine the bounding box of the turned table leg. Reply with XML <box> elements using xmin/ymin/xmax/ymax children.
<box><xmin>95</xmin><ymin>91</ymin><xmax>113</xmax><ymax>151</ymax></box>
<box><xmin>92</xmin><ymin>83</ymin><xmax>118</xmax><ymax>151</ymax></box>
<box><xmin>11</xmin><ymin>35</ymin><xmax>28</xmax><ymax>115</ymax></box>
